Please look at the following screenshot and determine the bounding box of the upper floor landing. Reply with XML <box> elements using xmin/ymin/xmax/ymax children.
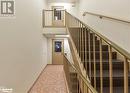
<box><xmin>43</xmin><ymin>9</ymin><xmax>67</xmax><ymax>36</ymax></box>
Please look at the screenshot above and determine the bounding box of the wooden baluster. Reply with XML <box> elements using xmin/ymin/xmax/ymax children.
<box><xmin>51</xmin><ymin>11</ymin><xmax>53</xmax><ymax>26</ymax></box>
<box><xmin>42</xmin><ymin>10</ymin><xmax>45</xmax><ymax>27</ymax></box>
<box><xmin>82</xmin><ymin>25</ymin><xmax>85</xmax><ymax>67</ymax></box>
<box><xmin>69</xmin><ymin>14</ymin><xmax>71</xmax><ymax>27</ymax></box>
<box><xmin>70</xmin><ymin>15</ymin><xmax>72</xmax><ymax>27</ymax></box>
<box><xmin>109</xmin><ymin>45</ymin><xmax>113</xmax><ymax>93</ymax></box>
<box><xmin>84</xmin><ymin>27</ymin><xmax>86</xmax><ymax>69</ymax></box>
<box><xmin>74</xmin><ymin>17</ymin><xmax>76</xmax><ymax>27</ymax></box>
<box><xmin>65</xmin><ymin>12</ymin><xmax>67</xmax><ymax>25</ymax></box>
<box><xmin>88</xmin><ymin>31</ymin><xmax>92</xmax><ymax>81</ymax></box>
<box><xmin>83</xmin><ymin>82</ymin><xmax>85</xmax><ymax>93</ymax></box>
<box><xmin>79</xmin><ymin>77</ymin><xmax>81</xmax><ymax>93</ymax></box>
<box><xmin>67</xmin><ymin>13</ymin><xmax>69</xmax><ymax>26</ymax></box>
<box><xmin>77</xmin><ymin>74</ymin><xmax>79</xmax><ymax>93</ymax></box>
<box><xmin>124</xmin><ymin>57</ymin><xmax>128</xmax><ymax>93</ymax></box>
<box><xmin>86</xmin><ymin>87</ymin><xmax>88</xmax><ymax>93</ymax></box>
<box><xmin>85</xmin><ymin>28</ymin><xmax>88</xmax><ymax>72</ymax></box>
<box><xmin>77</xmin><ymin>21</ymin><xmax>80</xmax><ymax>54</ymax></box>
<box><xmin>65</xmin><ymin>11</ymin><xmax>66</xmax><ymax>26</ymax></box>
<box><xmin>81</xmin><ymin>24</ymin><xmax>83</xmax><ymax>62</ymax></box>
<box><xmin>67</xmin><ymin>13</ymin><xmax>69</xmax><ymax>27</ymax></box>
<box><xmin>128</xmin><ymin>60</ymin><xmax>130</xmax><ymax>72</ymax></box>
<box><xmin>99</xmin><ymin>38</ymin><xmax>103</xmax><ymax>93</ymax></box>
<box><xmin>82</xmin><ymin>79</ymin><xmax>84</xmax><ymax>93</ymax></box>
<box><xmin>84</xmin><ymin>85</ymin><xmax>86</xmax><ymax>93</ymax></box>
<box><xmin>65</xmin><ymin>11</ymin><xmax>67</xmax><ymax>26</ymax></box>
<box><xmin>93</xmin><ymin>33</ymin><xmax>96</xmax><ymax>89</ymax></box>
<box><xmin>79</xmin><ymin>22</ymin><xmax>81</xmax><ymax>57</ymax></box>
<box><xmin>68</xmin><ymin>14</ymin><xmax>70</xmax><ymax>26</ymax></box>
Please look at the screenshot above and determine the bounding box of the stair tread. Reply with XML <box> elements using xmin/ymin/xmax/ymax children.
<box><xmin>96</xmin><ymin>87</ymin><xmax>130</xmax><ymax>93</ymax></box>
<box><xmin>83</xmin><ymin>59</ymin><xmax>123</xmax><ymax>62</ymax></box>
<box><xmin>91</xmin><ymin>70</ymin><xmax>130</xmax><ymax>77</ymax></box>
<box><xmin>80</xmin><ymin>51</ymin><xmax>114</xmax><ymax>52</ymax></box>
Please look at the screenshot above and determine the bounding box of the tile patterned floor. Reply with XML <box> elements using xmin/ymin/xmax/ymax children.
<box><xmin>29</xmin><ymin>65</ymin><xmax>67</xmax><ymax>93</ymax></box>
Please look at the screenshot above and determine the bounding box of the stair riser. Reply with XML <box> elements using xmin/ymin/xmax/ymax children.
<box><xmin>80</xmin><ymin>52</ymin><xmax>117</xmax><ymax>60</ymax></box>
<box><xmin>85</xmin><ymin>62</ymin><xmax>123</xmax><ymax>70</ymax></box>
<box><xmin>81</xmin><ymin>45</ymin><xmax>108</xmax><ymax>51</ymax></box>
<box><xmin>80</xmin><ymin>40</ymin><xmax>100</xmax><ymax>46</ymax></box>
<box><xmin>91</xmin><ymin>77</ymin><xmax>130</xmax><ymax>87</ymax></box>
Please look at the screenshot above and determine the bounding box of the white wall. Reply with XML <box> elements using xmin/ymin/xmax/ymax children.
<box><xmin>47</xmin><ymin>2</ymin><xmax>78</xmax><ymax>14</ymax></box>
<box><xmin>68</xmin><ymin>0</ymin><xmax>130</xmax><ymax>53</ymax></box>
<box><xmin>47</xmin><ymin>0</ymin><xmax>76</xmax><ymax>3</ymax></box>
<box><xmin>43</xmin><ymin>28</ymin><xmax>67</xmax><ymax>35</ymax></box>
<box><xmin>0</xmin><ymin>0</ymin><xmax>48</xmax><ymax>93</ymax></box>
<box><xmin>48</xmin><ymin>3</ymin><xmax>73</xmax><ymax>9</ymax></box>
<box><xmin>47</xmin><ymin>38</ymin><xmax>53</xmax><ymax>64</ymax></box>
<box><xmin>64</xmin><ymin>39</ymin><xmax>73</xmax><ymax>61</ymax></box>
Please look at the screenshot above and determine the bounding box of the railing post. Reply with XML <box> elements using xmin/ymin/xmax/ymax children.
<box><xmin>81</xmin><ymin>24</ymin><xmax>83</xmax><ymax>63</ymax></box>
<box><xmin>65</xmin><ymin>10</ymin><xmax>67</xmax><ymax>27</ymax></box>
<box><xmin>81</xmin><ymin>24</ymin><xmax>83</xmax><ymax>62</ymax></box>
<box><xmin>99</xmin><ymin>38</ymin><xmax>103</xmax><ymax>93</ymax></box>
<box><xmin>85</xmin><ymin>28</ymin><xmax>88</xmax><ymax>72</ymax></box>
<box><xmin>86</xmin><ymin>86</ymin><xmax>88</xmax><ymax>93</ymax></box>
<box><xmin>79</xmin><ymin>22</ymin><xmax>81</xmax><ymax>58</ymax></box>
<box><xmin>88</xmin><ymin>31</ymin><xmax>92</xmax><ymax>81</ymax></box>
<box><xmin>42</xmin><ymin>10</ymin><xmax>45</xmax><ymax>27</ymax></box>
<box><xmin>124</xmin><ymin>57</ymin><xmax>128</xmax><ymax>93</ymax></box>
<box><xmin>109</xmin><ymin>45</ymin><xmax>113</xmax><ymax>93</ymax></box>
<box><xmin>52</xmin><ymin>10</ymin><xmax>54</xmax><ymax>26</ymax></box>
<box><xmin>76</xmin><ymin>75</ymin><xmax>78</xmax><ymax>93</ymax></box>
<box><xmin>77</xmin><ymin>21</ymin><xmax>80</xmax><ymax>54</ymax></box>
<box><xmin>79</xmin><ymin>77</ymin><xmax>81</xmax><ymax>93</ymax></box>
<box><xmin>82</xmin><ymin>25</ymin><xmax>85</xmax><ymax>67</ymax></box>
<box><xmin>93</xmin><ymin>33</ymin><xmax>96</xmax><ymax>89</ymax></box>
<box><xmin>82</xmin><ymin>79</ymin><xmax>84</xmax><ymax>93</ymax></box>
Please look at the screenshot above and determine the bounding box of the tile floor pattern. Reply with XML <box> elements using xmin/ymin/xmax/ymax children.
<box><xmin>29</xmin><ymin>65</ymin><xmax>67</xmax><ymax>93</ymax></box>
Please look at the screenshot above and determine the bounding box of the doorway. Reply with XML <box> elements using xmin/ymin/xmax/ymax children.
<box><xmin>52</xmin><ymin>39</ymin><xmax>64</xmax><ymax>65</ymax></box>
<box><xmin>52</xmin><ymin>6</ymin><xmax>65</xmax><ymax>26</ymax></box>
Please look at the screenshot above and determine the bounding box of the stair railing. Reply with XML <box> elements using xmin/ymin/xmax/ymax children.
<box><xmin>63</xmin><ymin>54</ymin><xmax>98</xmax><ymax>93</ymax></box>
<box><xmin>65</xmin><ymin>11</ymin><xmax>130</xmax><ymax>93</ymax></box>
<box><xmin>82</xmin><ymin>11</ymin><xmax>130</xmax><ymax>24</ymax></box>
<box><xmin>43</xmin><ymin>10</ymin><xmax>130</xmax><ymax>93</ymax></box>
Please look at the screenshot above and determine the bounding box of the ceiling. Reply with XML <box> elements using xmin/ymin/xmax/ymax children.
<box><xmin>47</xmin><ymin>0</ymin><xmax>77</xmax><ymax>3</ymax></box>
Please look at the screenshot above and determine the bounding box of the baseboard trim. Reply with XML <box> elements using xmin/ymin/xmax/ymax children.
<box><xmin>63</xmin><ymin>70</ymin><xmax>70</xmax><ymax>93</ymax></box>
<box><xmin>27</xmin><ymin>64</ymin><xmax>48</xmax><ymax>93</ymax></box>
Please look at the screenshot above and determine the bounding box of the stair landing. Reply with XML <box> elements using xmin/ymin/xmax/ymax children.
<box><xmin>29</xmin><ymin>65</ymin><xmax>67</xmax><ymax>93</ymax></box>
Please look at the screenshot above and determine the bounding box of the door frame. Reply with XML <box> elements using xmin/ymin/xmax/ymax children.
<box><xmin>51</xmin><ymin>6</ymin><xmax>64</xmax><ymax>26</ymax></box>
<box><xmin>52</xmin><ymin>39</ymin><xmax>64</xmax><ymax>65</ymax></box>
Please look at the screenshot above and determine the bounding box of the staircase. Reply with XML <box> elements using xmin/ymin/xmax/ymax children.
<box><xmin>85</xmin><ymin>33</ymin><xmax>130</xmax><ymax>93</ymax></box>
<box><xmin>65</xmin><ymin>12</ymin><xmax>130</xmax><ymax>93</ymax></box>
<box><xmin>43</xmin><ymin>10</ymin><xmax>130</xmax><ymax>93</ymax></box>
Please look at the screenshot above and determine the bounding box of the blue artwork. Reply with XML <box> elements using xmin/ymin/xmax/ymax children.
<box><xmin>55</xmin><ymin>41</ymin><xmax>62</xmax><ymax>52</ymax></box>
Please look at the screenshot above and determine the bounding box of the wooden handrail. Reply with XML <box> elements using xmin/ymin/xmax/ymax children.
<box><xmin>66</xmin><ymin>11</ymin><xmax>130</xmax><ymax>93</ymax></box>
<box><xmin>66</xmin><ymin>11</ymin><xmax>130</xmax><ymax>61</ymax></box>
<box><xmin>63</xmin><ymin>54</ymin><xmax>98</xmax><ymax>93</ymax></box>
<box><xmin>83</xmin><ymin>11</ymin><xmax>130</xmax><ymax>24</ymax></box>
